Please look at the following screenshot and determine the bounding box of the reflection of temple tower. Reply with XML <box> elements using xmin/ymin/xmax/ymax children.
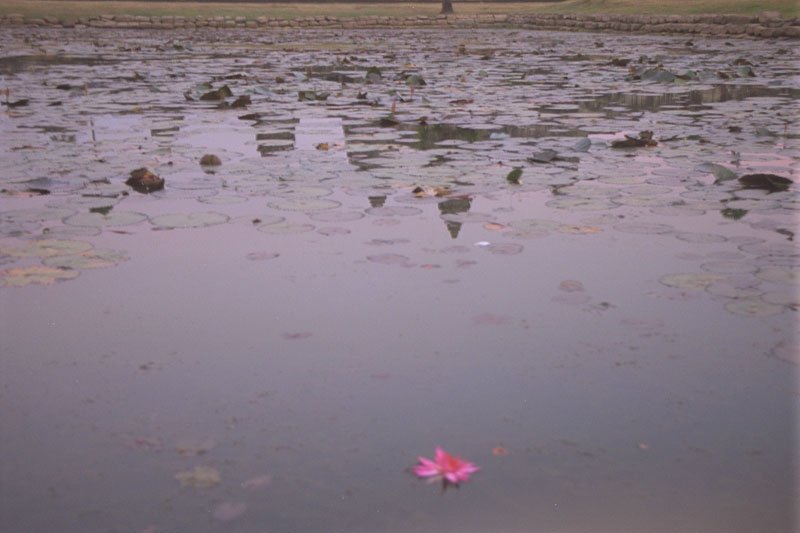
<box><xmin>438</xmin><ymin>196</ymin><xmax>472</xmax><ymax>239</ymax></box>
<box><xmin>369</xmin><ymin>195</ymin><xmax>386</xmax><ymax>208</ymax></box>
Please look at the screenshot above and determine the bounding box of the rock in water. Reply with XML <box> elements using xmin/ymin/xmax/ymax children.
<box><xmin>126</xmin><ymin>168</ymin><xmax>164</xmax><ymax>193</ymax></box>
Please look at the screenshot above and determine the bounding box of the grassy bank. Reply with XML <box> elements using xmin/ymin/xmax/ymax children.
<box><xmin>0</xmin><ymin>0</ymin><xmax>796</xmax><ymax>22</ymax></box>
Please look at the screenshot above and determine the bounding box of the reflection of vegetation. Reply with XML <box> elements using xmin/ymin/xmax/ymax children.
<box><xmin>414</xmin><ymin>124</ymin><xmax>487</xmax><ymax>150</ymax></box>
<box><xmin>721</xmin><ymin>208</ymin><xmax>748</xmax><ymax>220</ymax></box>
<box><xmin>438</xmin><ymin>197</ymin><xmax>471</xmax><ymax>239</ymax></box>
<box><xmin>582</xmin><ymin>85</ymin><xmax>798</xmax><ymax>114</ymax></box>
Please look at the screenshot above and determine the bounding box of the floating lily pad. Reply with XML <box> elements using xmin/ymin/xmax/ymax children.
<box><xmin>486</xmin><ymin>243</ymin><xmax>524</xmax><ymax>255</ymax></box>
<box><xmin>308</xmin><ymin>211</ymin><xmax>365</xmax><ymax>223</ymax></box>
<box><xmin>43</xmin><ymin>249</ymin><xmax>129</xmax><ymax>269</ymax></box>
<box><xmin>0</xmin><ymin>238</ymin><xmax>93</xmax><ymax>258</ymax></box>
<box><xmin>64</xmin><ymin>211</ymin><xmax>147</xmax><ymax>227</ymax></box>
<box><xmin>271</xmin><ymin>186</ymin><xmax>333</xmax><ymax>199</ymax></box>
<box><xmin>367</xmin><ymin>253</ymin><xmax>413</xmax><ymax>266</ymax></box>
<box><xmin>660</xmin><ymin>273</ymin><xmax>726</xmax><ymax>290</ymax></box>
<box><xmin>175</xmin><ymin>465</ymin><xmax>220</xmax><ymax>489</ymax></box>
<box><xmin>674</xmin><ymin>232</ymin><xmax>727</xmax><ymax>244</ymax></box>
<box><xmin>724</xmin><ymin>298</ymin><xmax>784</xmax><ymax>317</ymax></box>
<box><xmin>613</xmin><ymin>222</ymin><xmax>674</xmax><ymax>235</ymax></box>
<box><xmin>267</xmin><ymin>198</ymin><xmax>341</xmax><ymax>212</ymax></box>
<box><xmin>150</xmin><ymin>212</ymin><xmax>229</xmax><ymax>229</ymax></box>
<box><xmin>546</xmin><ymin>197</ymin><xmax>618</xmax><ymax>211</ymax></box>
<box><xmin>2</xmin><ymin>207</ymin><xmax>75</xmax><ymax>223</ymax></box>
<box><xmin>256</xmin><ymin>222</ymin><xmax>315</xmax><ymax>234</ymax></box>
<box><xmin>755</xmin><ymin>267</ymin><xmax>797</xmax><ymax>285</ymax></box>
<box><xmin>1</xmin><ymin>265</ymin><xmax>80</xmax><ymax>287</ymax></box>
<box><xmin>366</xmin><ymin>206</ymin><xmax>423</xmax><ymax>217</ymax></box>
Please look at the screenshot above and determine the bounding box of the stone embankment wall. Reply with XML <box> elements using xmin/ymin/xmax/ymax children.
<box><xmin>1</xmin><ymin>11</ymin><xmax>797</xmax><ymax>38</ymax></box>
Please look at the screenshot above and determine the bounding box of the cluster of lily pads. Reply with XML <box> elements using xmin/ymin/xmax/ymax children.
<box><xmin>0</xmin><ymin>27</ymin><xmax>795</xmax><ymax>315</ymax></box>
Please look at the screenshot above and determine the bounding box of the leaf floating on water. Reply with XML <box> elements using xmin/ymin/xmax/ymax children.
<box><xmin>241</xmin><ymin>475</ymin><xmax>272</xmax><ymax>491</ymax></box>
<box><xmin>64</xmin><ymin>211</ymin><xmax>148</xmax><ymax>228</ymax></box>
<box><xmin>175</xmin><ymin>465</ymin><xmax>220</xmax><ymax>489</ymax></box>
<box><xmin>176</xmin><ymin>439</ymin><xmax>215</xmax><ymax>457</ymax></box>
<box><xmin>527</xmin><ymin>149</ymin><xmax>558</xmax><ymax>164</ymax></box>
<box><xmin>1</xmin><ymin>238</ymin><xmax>93</xmax><ymax>258</ymax></box>
<box><xmin>724</xmin><ymin>298</ymin><xmax>784</xmax><ymax>317</ymax></box>
<box><xmin>506</xmin><ymin>168</ymin><xmax>522</xmax><ymax>184</ymax></box>
<box><xmin>558</xmin><ymin>224</ymin><xmax>601</xmax><ymax>235</ymax></box>
<box><xmin>1</xmin><ymin>265</ymin><xmax>80</xmax><ymax>287</ymax></box>
<box><xmin>43</xmin><ymin>249</ymin><xmax>129</xmax><ymax>269</ymax></box>
<box><xmin>573</xmin><ymin>138</ymin><xmax>591</xmax><ymax>152</ymax></box>
<box><xmin>559</xmin><ymin>280</ymin><xmax>585</xmax><ymax>293</ymax></box>
<box><xmin>212</xmin><ymin>501</ymin><xmax>247</xmax><ymax>522</ymax></box>
<box><xmin>486</xmin><ymin>243</ymin><xmax>524</xmax><ymax>255</ymax></box>
<box><xmin>150</xmin><ymin>212</ymin><xmax>229</xmax><ymax>229</ymax></box>
<box><xmin>660</xmin><ymin>273</ymin><xmax>725</xmax><ymax>290</ymax></box>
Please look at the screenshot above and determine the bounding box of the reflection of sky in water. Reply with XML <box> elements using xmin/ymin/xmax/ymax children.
<box><xmin>0</xmin><ymin>27</ymin><xmax>797</xmax><ymax>532</ymax></box>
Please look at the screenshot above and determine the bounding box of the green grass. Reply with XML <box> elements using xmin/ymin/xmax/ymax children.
<box><xmin>0</xmin><ymin>0</ymin><xmax>796</xmax><ymax>22</ymax></box>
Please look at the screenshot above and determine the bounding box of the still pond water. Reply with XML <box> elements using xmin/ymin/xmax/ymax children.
<box><xmin>0</xmin><ymin>27</ymin><xmax>797</xmax><ymax>532</ymax></box>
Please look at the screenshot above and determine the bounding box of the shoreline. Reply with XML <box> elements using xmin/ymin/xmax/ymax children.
<box><xmin>2</xmin><ymin>11</ymin><xmax>798</xmax><ymax>38</ymax></box>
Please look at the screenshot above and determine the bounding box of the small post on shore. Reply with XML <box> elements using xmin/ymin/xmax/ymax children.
<box><xmin>440</xmin><ymin>0</ymin><xmax>454</xmax><ymax>15</ymax></box>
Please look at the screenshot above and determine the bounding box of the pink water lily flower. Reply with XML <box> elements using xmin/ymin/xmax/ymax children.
<box><xmin>413</xmin><ymin>447</ymin><xmax>479</xmax><ymax>487</ymax></box>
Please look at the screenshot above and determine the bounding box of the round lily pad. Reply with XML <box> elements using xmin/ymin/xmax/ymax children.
<box><xmin>0</xmin><ymin>238</ymin><xmax>93</xmax><ymax>258</ymax></box>
<box><xmin>366</xmin><ymin>206</ymin><xmax>423</xmax><ymax>217</ymax></box>
<box><xmin>755</xmin><ymin>267</ymin><xmax>797</xmax><ymax>285</ymax></box>
<box><xmin>546</xmin><ymin>197</ymin><xmax>618</xmax><ymax>211</ymax></box>
<box><xmin>64</xmin><ymin>211</ymin><xmax>148</xmax><ymax>227</ymax></box>
<box><xmin>150</xmin><ymin>212</ymin><xmax>229</xmax><ymax>229</ymax></box>
<box><xmin>367</xmin><ymin>253</ymin><xmax>413</xmax><ymax>266</ymax></box>
<box><xmin>701</xmin><ymin>261</ymin><xmax>757</xmax><ymax>274</ymax></box>
<box><xmin>308</xmin><ymin>211</ymin><xmax>365</xmax><ymax>223</ymax></box>
<box><xmin>660</xmin><ymin>273</ymin><xmax>726</xmax><ymax>290</ymax></box>
<box><xmin>270</xmin><ymin>186</ymin><xmax>333</xmax><ymax>199</ymax></box>
<box><xmin>199</xmin><ymin>194</ymin><xmax>248</xmax><ymax>205</ymax></box>
<box><xmin>1</xmin><ymin>265</ymin><xmax>80</xmax><ymax>287</ymax></box>
<box><xmin>674</xmin><ymin>232</ymin><xmax>727</xmax><ymax>244</ymax></box>
<box><xmin>724</xmin><ymin>298</ymin><xmax>784</xmax><ymax>317</ymax></box>
<box><xmin>761</xmin><ymin>291</ymin><xmax>796</xmax><ymax>307</ymax></box>
<box><xmin>613</xmin><ymin>222</ymin><xmax>674</xmax><ymax>235</ymax></box>
<box><xmin>486</xmin><ymin>243</ymin><xmax>524</xmax><ymax>255</ymax></box>
<box><xmin>43</xmin><ymin>249</ymin><xmax>130</xmax><ymax>269</ymax></box>
<box><xmin>2</xmin><ymin>207</ymin><xmax>75</xmax><ymax>223</ymax></box>
<box><xmin>256</xmin><ymin>222</ymin><xmax>315</xmax><ymax>234</ymax></box>
<box><xmin>267</xmin><ymin>198</ymin><xmax>341</xmax><ymax>212</ymax></box>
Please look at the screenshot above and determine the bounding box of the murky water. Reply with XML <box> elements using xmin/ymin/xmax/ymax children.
<box><xmin>0</xmin><ymin>27</ymin><xmax>797</xmax><ymax>532</ymax></box>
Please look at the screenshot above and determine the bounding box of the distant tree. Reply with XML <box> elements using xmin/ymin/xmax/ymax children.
<box><xmin>441</xmin><ymin>0</ymin><xmax>453</xmax><ymax>15</ymax></box>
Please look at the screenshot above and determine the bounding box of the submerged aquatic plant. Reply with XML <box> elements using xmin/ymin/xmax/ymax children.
<box><xmin>413</xmin><ymin>447</ymin><xmax>479</xmax><ymax>488</ymax></box>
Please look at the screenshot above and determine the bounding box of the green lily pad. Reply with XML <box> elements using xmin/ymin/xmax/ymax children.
<box><xmin>64</xmin><ymin>211</ymin><xmax>148</xmax><ymax>227</ymax></box>
<box><xmin>660</xmin><ymin>273</ymin><xmax>726</xmax><ymax>290</ymax></box>
<box><xmin>724</xmin><ymin>298</ymin><xmax>784</xmax><ymax>317</ymax></box>
<box><xmin>256</xmin><ymin>222</ymin><xmax>315</xmax><ymax>235</ymax></box>
<box><xmin>43</xmin><ymin>249</ymin><xmax>129</xmax><ymax>269</ymax></box>
<box><xmin>150</xmin><ymin>212</ymin><xmax>229</xmax><ymax>229</ymax></box>
<box><xmin>0</xmin><ymin>238</ymin><xmax>93</xmax><ymax>258</ymax></box>
<box><xmin>1</xmin><ymin>265</ymin><xmax>80</xmax><ymax>287</ymax></box>
<box><xmin>267</xmin><ymin>199</ymin><xmax>341</xmax><ymax>212</ymax></box>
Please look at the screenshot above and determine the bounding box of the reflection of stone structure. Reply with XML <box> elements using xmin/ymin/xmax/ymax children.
<box><xmin>438</xmin><ymin>196</ymin><xmax>472</xmax><ymax>239</ymax></box>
